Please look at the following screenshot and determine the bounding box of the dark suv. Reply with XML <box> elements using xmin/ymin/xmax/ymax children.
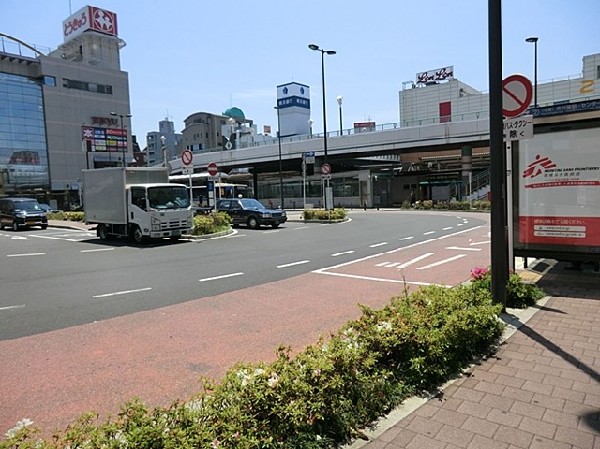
<box><xmin>217</xmin><ymin>198</ymin><xmax>287</xmax><ymax>229</ymax></box>
<box><xmin>0</xmin><ymin>197</ymin><xmax>48</xmax><ymax>231</ymax></box>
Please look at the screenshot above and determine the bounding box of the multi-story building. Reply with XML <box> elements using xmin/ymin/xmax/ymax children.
<box><xmin>145</xmin><ymin>117</ymin><xmax>182</xmax><ymax>166</ymax></box>
<box><xmin>0</xmin><ymin>5</ymin><xmax>131</xmax><ymax>208</ymax></box>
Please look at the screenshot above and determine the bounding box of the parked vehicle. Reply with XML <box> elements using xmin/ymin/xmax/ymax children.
<box><xmin>38</xmin><ymin>203</ymin><xmax>59</xmax><ymax>214</ymax></box>
<box><xmin>217</xmin><ymin>198</ymin><xmax>287</xmax><ymax>229</ymax></box>
<box><xmin>0</xmin><ymin>197</ymin><xmax>48</xmax><ymax>231</ymax></box>
<box><xmin>83</xmin><ymin>167</ymin><xmax>193</xmax><ymax>243</ymax></box>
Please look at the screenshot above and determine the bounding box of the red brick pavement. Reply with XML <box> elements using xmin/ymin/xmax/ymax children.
<box><xmin>357</xmin><ymin>260</ymin><xmax>600</xmax><ymax>449</ymax></box>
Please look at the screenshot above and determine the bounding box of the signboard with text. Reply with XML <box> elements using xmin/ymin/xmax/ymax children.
<box><xmin>82</xmin><ymin>126</ymin><xmax>126</xmax><ymax>152</ymax></box>
<box><xmin>63</xmin><ymin>6</ymin><xmax>118</xmax><ymax>43</ymax></box>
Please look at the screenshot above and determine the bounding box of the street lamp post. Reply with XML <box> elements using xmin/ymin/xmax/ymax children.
<box><xmin>110</xmin><ymin>112</ymin><xmax>132</xmax><ymax>167</ymax></box>
<box><xmin>525</xmin><ymin>37</ymin><xmax>538</xmax><ymax>107</ymax></box>
<box><xmin>160</xmin><ymin>135</ymin><xmax>167</xmax><ymax>167</ymax></box>
<box><xmin>336</xmin><ymin>95</ymin><xmax>343</xmax><ymax>136</ymax></box>
<box><xmin>275</xmin><ymin>106</ymin><xmax>284</xmax><ymax>209</ymax></box>
<box><xmin>308</xmin><ymin>43</ymin><xmax>336</xmax><ymax>210</ymax></box>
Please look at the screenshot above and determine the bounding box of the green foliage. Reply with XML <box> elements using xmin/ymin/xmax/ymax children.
<box><xmin>413</xmin><ymin>200</ymin><xmax>491</xmax><ymax>211</ymax></box>
<box><xmin>1</xmin><ymin>273</ymin><xmax>507</xmax><ymax>449</ymax></box>
<box><xmin>469</xmin><ymin>267</ymin><xmax>545</xmax><ymax>308</ymax></box>
<box><xmin>46</xmin><ymin>211</ymin><xmax>85</xmax><ymax>222</ymax></box>
<box><xmin>302</xmin><ymin>208</ymin><xmax>347</xmax><ymax>221</ymax></box>
<box><xmin>191</xmin><ymin>212</ymin><xmax>231</xmax><ymax>235</ymax></box>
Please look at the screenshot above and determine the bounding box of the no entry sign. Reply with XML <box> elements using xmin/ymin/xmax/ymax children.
<box><xmin>502</xmin><ymin>74</ymin><xmax>533</xmax><ymax>118</ymax></box>
<box><xmin>207</xmin><ymin>162</ymin><xmax>218</xmax><ymax>176</ymax></box>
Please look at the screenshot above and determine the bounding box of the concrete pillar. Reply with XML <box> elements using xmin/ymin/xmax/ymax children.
<box><xmin>461</xmin><ymin>145</ymin><xmax>472</xmax><ymax>200</ymax></box>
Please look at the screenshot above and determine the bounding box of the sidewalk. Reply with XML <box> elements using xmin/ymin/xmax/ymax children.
<box><xmin>355</xmin><ymin>259</ymin><xmax>600</xmax><ymax>449</ymax></box>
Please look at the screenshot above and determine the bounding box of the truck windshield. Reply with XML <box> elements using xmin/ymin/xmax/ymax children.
<box><xmin>148</xmin><ymin>186</ymin><xmax>190</xmax><ymax>210</ymax></box>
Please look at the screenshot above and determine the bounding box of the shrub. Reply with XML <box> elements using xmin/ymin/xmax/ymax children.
<box><xmin>469</xmin><ymin>267</ymin><xmax>545</xmax><ymax>308</ymax></box>
<box><xmin>192</xmin><ymin>212</ymin><xmax>231</xmax><ymax>235</ymax></box>
<box><xmin>302</xmin><ymin>208</ymin><xmax>347</xmax><ymax>221</ymax></box>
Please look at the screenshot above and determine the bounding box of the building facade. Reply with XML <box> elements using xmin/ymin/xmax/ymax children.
<box><xmin>0</xmin><ymin>5</ymin><xmax>131</xmax><ymax>208</ymax></box>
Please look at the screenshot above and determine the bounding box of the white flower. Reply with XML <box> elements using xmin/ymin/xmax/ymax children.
<box><xmin>376</xmin><ymin>321</ymin><xmax>393</xmax><ymax>332</ymax></box>
<box><xmin>5</xmin><ymin>418</ymin><xmax>34</xmax><ymax>439</ymax></box>
<box><xmin>268</xmin><ymin>372</ymin><xmax>279</xmax><ymax>388</ymax></box>
<box><xmin>254</xmin><ymin>368</ymin><xmax>265</xmax><ymax>377</ymax></box>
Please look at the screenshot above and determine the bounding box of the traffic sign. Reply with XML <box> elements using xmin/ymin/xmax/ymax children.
<box><xmin>303</xmin><ymin>151</ymin><xmax>315</xmax><ymax>164</ymax></box>
<box><xmin>182</xmin><ymin>166</ymin><xmax>194</xmax><ymax>175</ymax></box>
<box><xmin>207</xmin><ymin>162</ymin><xmax>218</xmax><ymax>176</ymax></box>
<box><xmin>321</xmin><ymin>163</ymin><xmax>332</xmax><ymax>175</ymax></box>
<box><xmin>181</xmin><ymin>149</ymin><xmax>193</xmax><ymax>166</ymax></box>
<box><xmin>503</xmin><ymin>114</ymin><xmax>533</xmax><ymax>141</ymax></box>
<box><xmin>502</xmin><ymin>74</ymin><xmax>533</xmax><ymax>118</ymax></box>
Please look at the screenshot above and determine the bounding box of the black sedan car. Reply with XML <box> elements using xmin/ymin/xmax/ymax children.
<box><xmin>217</xmin><ymin>198</ymin><xmax>287</xmax><ymax>229</ymax></box>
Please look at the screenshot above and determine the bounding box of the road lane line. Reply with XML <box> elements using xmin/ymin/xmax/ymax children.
<box><xmin>470</xmin><ymin>240</ymin><xmax>490</xmax><ymax>246</ymax></box>
<box><xmin>199</xmin><ymin>272</ymin><xmax>244</xmax><ymax>282</ymax></box>
<box><xmin>7</xmin><ymin>252</ymin><xmax>45</xmax><ymax>257</ymax></box>
<box><xmin>446</xmin><ymin>246</ymin><xmax>482</xmax><ymax>251</ymax></box>
<box><xmin>423</xmin><ymin>231</ymin><xmax>436</xmax><ymax>235</ymax></box>
<box><xmin>313</xmin><ymin>270</ymin><xmax>450</xmax><ymax>287</ymax></box>
<box><xmin>386</xmin><ymin>239</ymin><xmax>436</xmax><ymax>254</ymax></box>
<box><xmin>277</xmin><ymin>260</ymin><xmax>310</xmax><ymax>268</ymax></box>
<box><xmin>400</xmin><ymin>236</ymin><xmax>414</xmax><ymax>240</ymax></box>
<box><xmin>369</xmin><ymin>242</ymin><xmax>388</xmax><ymax>248</ymax></box>
<box><xmin>438</xmin><ymin>225</ymin><xmax>484</xmax><ymax>240</ymax></box>
<box><xmin>28</xmin><ymin>235</ymin><xmax>63</xmax><ymax>240</ymax></box>
<box><xmin>0</xmin><ymin>305</ymin><xmax>26</xmax><ymax>311</ymax></box>
<box><xmin>92</xmin><ymin>287</ymin><xmax>152</xmax><ymax>298</ymax></box>
<box><xmin>81</xmin><ymin>248</ymin><xmax>115</xmax><ymax>253</ymax></box>
<box><xmin>416</xmin><ymin>254</ymin><xmax>467</xmax><ymax>270</ymax></box>
<box><xmin>397</xmin><ymin>253</ymin><xmax>434</xmax><ymax>269</ymax></box>
<box><xmin>332</xmin><ymin>251</ymin><xmax>354</xmax><ymax>256</ymax></box>
<box><xmin>442</xmin><ymin>226</ymin><xmax>453</xmax><ymax>230</ymax></box>
<box><xmin>295</xmin><ymin>226</ymin><xmax>310</xmax><ymax>230</ymax></box>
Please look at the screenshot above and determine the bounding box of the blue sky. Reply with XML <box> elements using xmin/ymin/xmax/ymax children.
<box><xmin>2</xmin><ymin>1</ymin><xmax>599</xmax><ymax>143</ymax></box>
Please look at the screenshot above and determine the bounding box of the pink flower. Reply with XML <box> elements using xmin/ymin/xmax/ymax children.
<box><xmin>471</xmin><ymin>266</ymin><xmax>489</xmax><ymax>280</ymax></box>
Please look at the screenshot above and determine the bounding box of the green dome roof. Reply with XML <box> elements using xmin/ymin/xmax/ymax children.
<box><xmin>223</xmin><ymin>107</ymin><xmax>245</xmax><ymax>121</ymax></box>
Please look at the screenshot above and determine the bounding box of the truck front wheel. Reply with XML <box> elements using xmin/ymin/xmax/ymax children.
<box><xmin>97</xmin><ymin>224</ymin><xmax>109</xmax><ymax>240</ymax></box>
<box><xmin>130</xmin><ymin>225</ymin><xmax>145</xmax><ymax>244</ymax></box>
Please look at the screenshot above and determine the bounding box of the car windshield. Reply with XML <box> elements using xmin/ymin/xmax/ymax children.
<box><xmin>148</xmin><ymin>186</ymin><xmax>190</xmax><ymax>210</ymax></box>
<box><xmin>15</xmin><ymin>201</ymin><xmax>42</xmax><ymax>212</ymax></box>
<box><xmin>240</xmin><ymin>198</ymin><xmax>266</xmax><ymax>210</ymax></box>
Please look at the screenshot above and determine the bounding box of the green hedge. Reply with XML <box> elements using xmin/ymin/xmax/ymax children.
<box><xmin>2</xmin><ymin>274</ymin><xmax>524</xmax><ymax>449</ymax></box>
<box><xmin>302</xmin><ymin>208</ymin><xmax>347</xmax><ymax>221</ymax></box>
<box><xmin>191</xmin><ymin>212</ymin><xmax>232</xmax><ymax>235</ymax></box>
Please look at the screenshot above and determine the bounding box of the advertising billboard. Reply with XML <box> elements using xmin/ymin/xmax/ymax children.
<box><xmin>515</xmin><ymin>126</ymin><xmax>600</xmax><ymax>259</ymax></box>
<box><xmin>63</xmin><ymin>5</ymin><xmax>118</xmax><ymax>42</ymax></box>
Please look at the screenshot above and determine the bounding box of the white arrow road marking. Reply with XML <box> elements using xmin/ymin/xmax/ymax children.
<box><xmin>445</xmin><ymin>246</ymin><xmax>482</xmax><ymax>251</ymax></box>
<box><xmin>417</xmin><ymin>254</ymin><xmax>467</xmax><ymax>269</ymax></box>
<box><xmin>0</xmin><ymin>305</ymin><xmax>26</xmax><ymax>311</ymax></box>
<box><xmin>93</xmin><ymin>287</ymin><xmax>152</xmax><ymax>298</ymax></box>
<box><xmin>332</xmin><ymin>251</ymin><xmax>355</xmax><ymax>256</ymax></box>
<box><xmin>7</xmin><ymin>252</ymin><xmax>45</xmax><ymax>257</ymax></box>
<box><xmin>199</xmin><ymin>272</ymin><xmax>244</xmax><ymax>282</ymax></box>
<box><xmin>277</xmin><ymin>260</ymin><xmax>310</xmax><ymax>268</ymax></box>
<box><xmin>397</xmin><ymin>253</ymin><xmax>434</xmax><ymax>269</ymax></box>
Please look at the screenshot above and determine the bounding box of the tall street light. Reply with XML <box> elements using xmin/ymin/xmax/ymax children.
<box><xmin>308</xmin><ymin>43</ymin><xmax>336</xmax><ymax>163</ymax></box>
<box><xmin>336</xmin><ymin>95</ymin><xmax>343</xmax><ymax>136</ymax></box>
<box><xmin>274</xmin><ymin>106</ymin><xmax>284</xmax><ymax>209</ymax></box>
<box><xmin>110</xmin><ymin>112</ymin><xmax>132</xmax><ymax>167</ymax></box>
<box><xmin>525</xmin><ymin>37</ymin><xmax>538</xmax><ymax>107</ymax></box>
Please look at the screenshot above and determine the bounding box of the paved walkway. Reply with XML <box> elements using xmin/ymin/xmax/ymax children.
<box><xmin>355</xmin><ymin>260</ymin><xmax>600</xmax><ymax>449</ymax></box>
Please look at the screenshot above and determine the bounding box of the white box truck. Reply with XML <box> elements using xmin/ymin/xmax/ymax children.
<box><xmin>83</xmin><ymin>167</ymin><xmax>193</xmax><ymax>243</ymax></box>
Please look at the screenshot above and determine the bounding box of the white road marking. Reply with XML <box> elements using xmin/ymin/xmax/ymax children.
<box><xmin>470</xmin><ymin>240</ymin><xmax>490</xmax><ymax>246</ymax></box>
<box><xmin>93</xmin><ymin>287</ymin><xmax>152</xmax><ymax>298</ymax></box>
<box><xmin>417</xmin><ymin>254</ymin><xmax>467</xmax><ymax>269</ymax></box>
<box><xmin>446</xmin><ymin>246</ymin><xmax>482</xmax><ymax>252</ymax></box>
<box><xmin>11</xmin><ymin>236</ymin><xmax>27</xmax><ymax>240</ymax></box>
<box><xmin>397</xmin><ymin>253</ymin><xmax>434</xmax><ymax>269</ymax></box>
<box><xmin>199</xmin><ymin>272</ymin><xmax>244</xmax><ymax>282</ymax></box>
<box><xmin>376</xmin><ymin>262</ymin><xmax>390</xmax><ymax>267</ymax></box>
<box><xmin>277</xmin><ymin>260</ymin><xmax>310</xmax><ymax>268</ymax></box>
<box><xmin>369</xmin><ymin>242</ymin><xmax>388</xmax><ymax>248</ymax></box>
<box><xmin>332</xmin><ymin>250</ymin><xmax>355</xmax><ymax>256</ymax></box>
<box><xmin>386</xmin><ymin>239</ymin><xmax>436</xmax><ymax>254</ymax></box>
<box><xmin>457</xmin><ymin>223</ymin><xmax>464</xmax><ymax>226</ymax></box>
<box><xmin>442</xmin><ymin>226</ymin><xmax>453</xmax><ymax>230</ymax></box>
<box><xmin>81</xmin><ymin>248</ymin><xmax>115</xmax><ymax>253</ymax></box>
<box><xmin>295</xmin><ymin>226</ymin><xmax>310</xmax><ymax>230</ymax></box>
<box><xmin>7</xmin><ymin>252</ymin><xmax>45</xmax><ymax>257</ymax></box>
<box><xmin>0</xmin><ymin>305</ymin><xmax>26</xmax><ymax>311</ymax></box>
<box><xmin>28</xmin><ymin>235</ymin><xmax>64</xmax><ymax>240</ymax></box>
<box><xmin>423</xmin><ymin>231</ymin><xmax>436</xmax><ymax>235</ymax></box>
<box><xmin>400</xmin><ymin>236</ymin><xmax>414</xmax><ymax>240</ymax></box>
<box><xmin>313</xmin><ymin>270</ymin><xmax>449</xmax><ymax>287</ymax></box>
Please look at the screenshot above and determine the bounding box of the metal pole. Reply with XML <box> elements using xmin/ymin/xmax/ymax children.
<box><xmin>489</xmin><ymin>0</ymin><xmax>508</xmax><ymax>308</ymax></box>
<box><xmin>533</xmin><ymin>40</ymin><xmax>538</xmax><ymax>107</ymax></box>
<box><xmin>276</xmin><ymin>107</ymin><xmax>284</xmax><ymax>209</ymax></box>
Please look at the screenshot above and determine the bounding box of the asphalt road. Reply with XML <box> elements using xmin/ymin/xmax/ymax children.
<box><xmin>1</xmin><ymin>209</ymin><xmax>492</xmax><ymax>433</ymax></box>
<box><xmin>0</xmin><ymin>210</ymin><xmax>490</xmax><ymax>340</ymax></box>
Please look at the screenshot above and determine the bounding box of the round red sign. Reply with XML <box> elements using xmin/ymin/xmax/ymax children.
<box><xmin>502</xmin><ymin>74</ymin><xmax>533</xmax><ymax>118</ymax></box>
<box><xmin>181</xmin><ymin>149</ymin><xmax>193</xmax><ymax>166</ymax></box>
<box><xmin>207</xmin><ymin>162</ymin><xmax>218</xmax><ymax>176</ymax></box>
